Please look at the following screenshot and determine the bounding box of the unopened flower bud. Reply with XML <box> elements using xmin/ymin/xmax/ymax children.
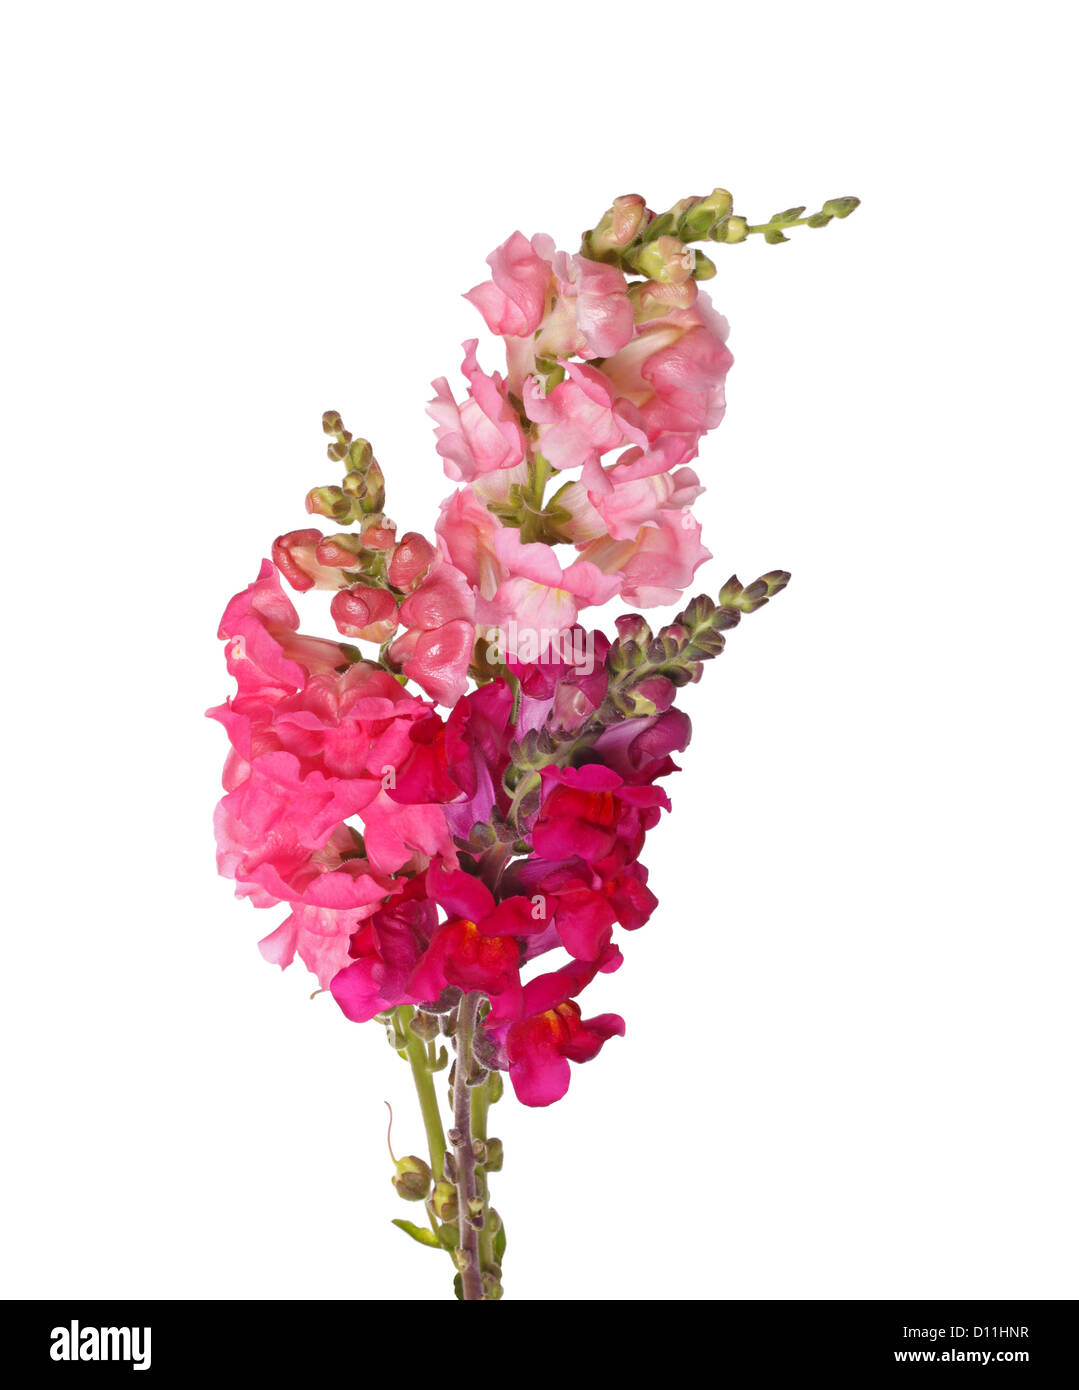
<box><xmin>429</xmin><ymin>1180</ymin><xmax>458</xmax><ymax>1222</ymax></box>
<box><xmin>305</xmin><ymin>485</ymin><xmax>355</xmax><ymax>523</ymax></box>
<box><xmin>627</xmin><ymin>278</ymin><xmax>699</xmax><ymax>323</ymax></box>
<box><xmin>392</xmin><ymin>1156</ymin><xmax>432</xmax><ymax>1202</ymax></box>
<box><xmin>315</xmin><ymin>532</ymin><xmax>364</xmax><ymax>568</ymax></box>
<box><xmin>630</xmin><ymin>675</ymin><xmax>677</xmax><ymax>714</ymax></box>
<box><xmin>359</xmin><ymin>459</ymin><xmax>385</xmax><ymax>513</ymax></box>
<box><xmin>483</xmin><ymin>1137</ymin><xmax>504</xmax><ymax>1172</ymax></box>
<box><xmin>681</xmin><ymin>187</ymin><xmax>734</xmax><ymax>238</ymax></box>
<box><xmin>387</xmin><ymin>532</ymin><xmax>437</xmax><ymax>590</ymax></box>
<box><xmin>822</xmin><ymin>196</ymin><xmax>860</xmax><ymax>219</ymax></box>
<box><xmin>633</xmin><ymin>235</ymin><xmax>696</xmax><ymax>285</ymax></box>
<box><xmin>330</xmin><ymin>585</ymin><xmax>399</xmax><ymax>643</ymax></box>
<box><xmin>691</xmin><ymin>251</ymin><xmax>717</xmax><ymax>280</ymax></box>
<box><xmin>587</xmin><ymin>193</ymin><xmax>647</xmax><ymax>254</ymax></box>
<box><xmin>346</xmin><ymin>437</ymin><xmax>374</xmax><ymax>473</ymax></box>
<box><xmin>614</xmin><ymin>613</ymin><xmax>653</xmax><ymax>648</ymax></box>
<box><xmin>360</xmin><ymin>517</ymin><xmax>398</xmax><ymax>551</ymax></box>
<box><xmin>273</xmin><ymin>529</ymin><xmax>352</xmax><ymax>592</ymax></box>
<box><xmin>717</xmin><ymin>215</ymin><xmax>749</xmax><ymax>244</ymax></box>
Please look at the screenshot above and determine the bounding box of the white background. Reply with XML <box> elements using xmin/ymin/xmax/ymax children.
<box><xmin>2</xmin><ymin>1</ymin><xmax>1075</xmax><ymax>1301</ymax></box>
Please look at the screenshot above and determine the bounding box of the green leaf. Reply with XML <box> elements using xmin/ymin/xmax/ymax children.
<box><xmin>494</xmin><ymin>1222</ymin><xmax>507</xmax><ymax>1264</ymax></box>
<box><xmin>391</xmin><ymin>1219</ymin><xmax>441</xmax><ymax>1249</ymax></box>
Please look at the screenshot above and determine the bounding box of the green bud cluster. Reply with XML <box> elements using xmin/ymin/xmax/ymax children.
<box><xmin>583</xmin><ymin>187</ymin><xmax>860</xmax><ymax>273</ymax></box>
<box><xmin>306</xmin><ymin>410</ymin><xmax>387</xmax><ymax>524</ymax></box>
<box><xmin>501</xmin><ymin>571</ymin><xmax>791</xmax><ymax>826</ymax></box>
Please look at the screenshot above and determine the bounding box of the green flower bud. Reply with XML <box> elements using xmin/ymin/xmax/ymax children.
<box><xmin>483</xmin><ymin>1137</ymin><xmax>504</xmax><ymax>1172</ymax></box>
<box><xmin>586</xmin><ymin>193</ymin><xmax>647</xmax><ymax>254</ymax></box>
<box><xmin>359</xmin><ymin>459</ymin><xmax>385</xmax><ymax>514</ymax></box>
<box><xmin>429</xmin><ymin>1180</ymin><xmax>458</xmax><ymax>1222</ymax></box>
<box><xmin>305</xmin><ymin>486</ymin><xmax>355</xmax><ymax>523</ymax></box>
<box><xmin>680</xmin><ymin>189</ymin><xmax>733</xmax><ymax>239</ymax></box>
<box><xmin>346</xmin><ymin>437</ymin><xmax>374</xmax><ymax>473</ymax></box>
<box><xmin>822</xmin><ymin>196</ymin><xmax>860</xmax><ymax>219</ymax></box>
<box><xmin>392</xmin><ymin>1155</ymin><xmax>432</xmax><ymax>1202</ymax></box>
<box><xmin>718</xmin><ymin>215</ymin><xmax>748</xmax><ymax>244</ymax></box>
<box><xmin>633</xmin><ymin>235</ymin><xmax>695</xmax><ymax>284</ymax></box>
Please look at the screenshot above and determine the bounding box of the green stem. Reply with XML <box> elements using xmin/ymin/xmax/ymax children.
<box><xmin>745</xmin><ymin>216</ymin><xmax>809</xmax><ymax>234</ymax></box>
<box><xmin>401</xmin><ymin>1010</ymin><xmax>446</xmax><ymax>1183</ymax></box>
<box><xmin>518</xmin><ymin>454</ymin><xmax>552</xmax><ymax>543</ymax></box>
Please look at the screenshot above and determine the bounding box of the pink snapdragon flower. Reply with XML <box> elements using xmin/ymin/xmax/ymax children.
<box><xmin>553</xmin><ymin>463</ymin><xmax>704</xmax><ymax>544</ymax></box>
<box><xmin>258</xmin><ymin>903</ymin><xmax>385</xmax><ymax>991</ymax></box>
<box><xmin>330</xmin><ymin>585</ymin><xmax>399</xmax><ymax>643</ymax></box>
<box><xmin>387</xmin><ymin>555</ymin><xmax>476</xmax><ymax>706</ymax></box>
<box><xmin>467</xmin><ymin>233</ymin><xmax>635</xmax><ymax>393</ymax></box>
<box><xmin>596</xmin><ymin>295</ymin><xmax>733</xmax><ymax>455</ymax></box>
<box><xmin>474</xmin><ymin>530</ymin><xmax>621</xmax><ymax>647</ymax></box>
<box><xmin>577</xmin><ymin>509</ymin><xmax>712</xmax><ymax>607</ymax></box>
<box><xmin>522</xmin><ymin>362</ymin><xmax>647</xmax><ymax>474</ymax></box>
<box><xmin>464</xmin><ymin>231</ymin><xmax>555</xmax><ymax>338</ymax></box>
<box><xmin>428</xmin><ymin>341</ymin><xmax>527</xmax><ymax>482</ymax></box>
<box><xmin>435</xmin><ymin>486</ymin><xmax>502</xmax><ymax>595</ymax></box>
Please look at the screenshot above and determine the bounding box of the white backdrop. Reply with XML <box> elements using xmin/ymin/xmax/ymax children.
<box><xmin>2</xmin><ymin>1</ymin><xmax>1075</xmax><ymax>1301</ymax></box>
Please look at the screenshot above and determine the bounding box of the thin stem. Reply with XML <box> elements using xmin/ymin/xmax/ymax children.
<box><xmin>745</xmin><ymin>216</ymin><xmax>812</xmax><ymax>235</ymax></box>
<box><xmin>471</xmin><ymin>1074</ymin><xmax>495</xmax><ymax>1279</ymax></box>
<box><xmin>401</xmin><ymin>1010</ymin><xmax>446</xmax><ymax>1183</ymax></box>
<box><xmin>518</xmin><ymin>454</ymin><xmax>552</xmax><ymax>543</ymax></box>
<box><xmin>453</xmin><ymin>993</ymin><xmax>484</xmax><ymax>1301</ymax></box>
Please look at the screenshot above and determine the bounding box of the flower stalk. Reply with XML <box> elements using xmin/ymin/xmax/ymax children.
<box><xmin>452</xmin><ymin>993</ymin><xmax>484</xmax><ymax>1301</ymax></box>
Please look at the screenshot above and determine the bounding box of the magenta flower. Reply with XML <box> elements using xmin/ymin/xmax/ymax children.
<box><xmin>497</xmin><ymin>958</ymin><xmax>626</xmax><ymax>1107</ymax></box>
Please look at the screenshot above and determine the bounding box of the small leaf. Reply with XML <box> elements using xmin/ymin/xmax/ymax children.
<box><xmin>494</xmin><ymin>1222</ymin><xmax>507</xmax><ymax>1264</ymax></box>
<box><xmin>391</xmin><ymin>1219</ymin><xmax>441</xmax><ymax>1249</ymax></box>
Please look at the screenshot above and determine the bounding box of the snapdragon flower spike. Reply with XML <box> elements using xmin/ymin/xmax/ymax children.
<box><xmin>211</xmin><ymin>182</ymin><xmax>847</xmax><ymax>1299</ymax></box>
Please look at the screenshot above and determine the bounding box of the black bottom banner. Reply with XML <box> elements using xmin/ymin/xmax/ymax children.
<box><xmin>3</xmin><ymin>1299</ymin><xmax>1072</xmax><ymax>1378</ymax></box>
